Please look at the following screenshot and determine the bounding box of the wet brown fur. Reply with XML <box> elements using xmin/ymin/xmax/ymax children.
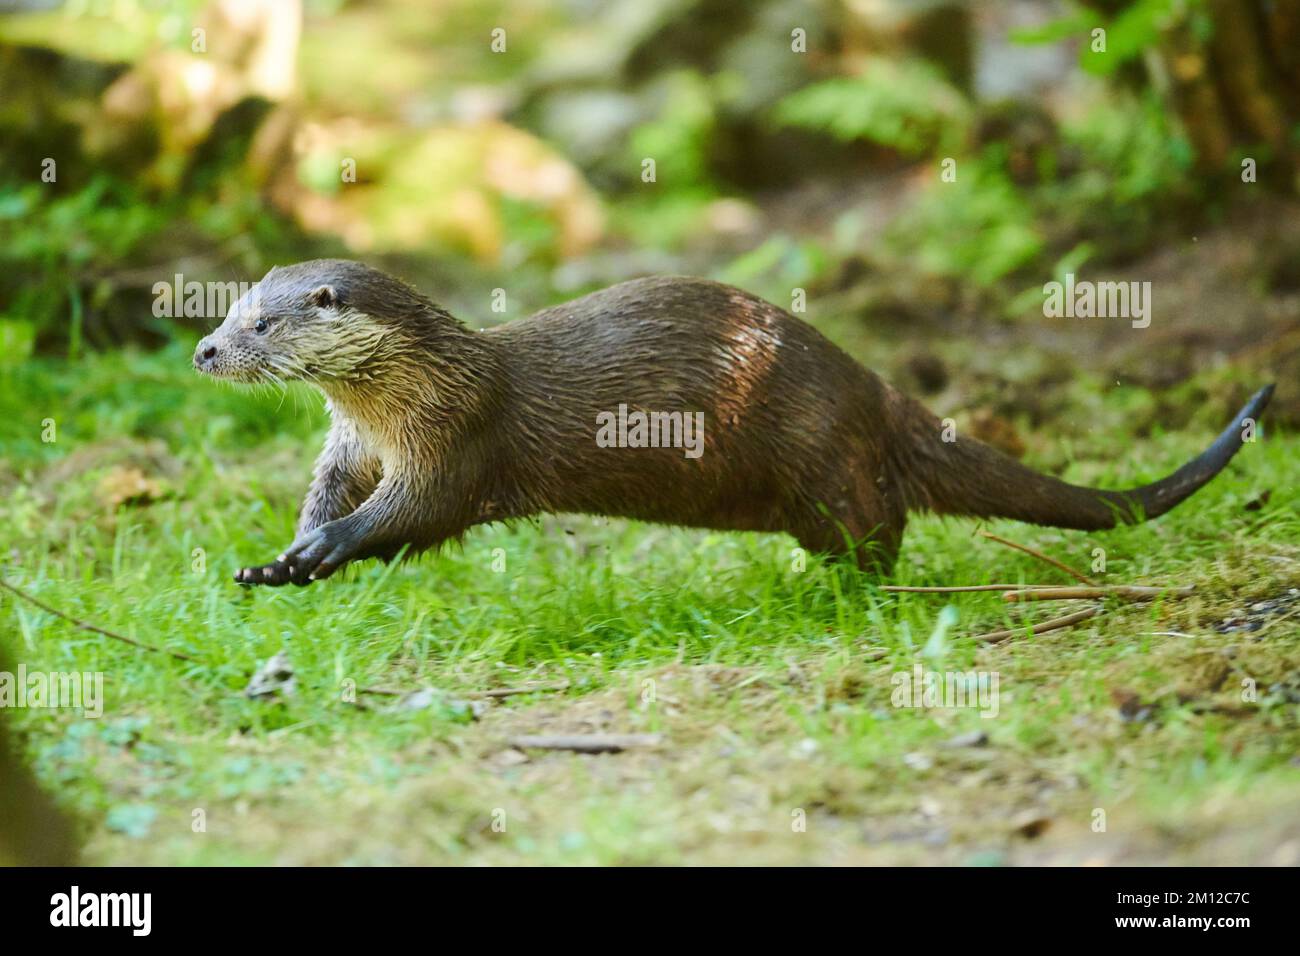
<box><xmin>193</xmin><ymin>260</ymin><xmax>1272</xmax><ymax>586</ymax></box>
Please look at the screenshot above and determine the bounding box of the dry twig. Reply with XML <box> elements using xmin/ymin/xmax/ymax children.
<box><xmin>882</xmin><ymin>584</ymin><xmax>1057</xmax><ymax>594</ymax></box>
<box><xmin>358</xmin><ymin>679</ymin><xmax>570</xmax><ymax>700</ymax></box>
<box><xmin>471</xmin><ymin>680</ymin><xmax>571</xmax><ymax>699</ymax></box>
<box><xmin>972</xmin><ymin>606</ymin><xmax>1103</xmax><ymax>644</ymax></box>
<box><xmin>1003</xmin><ymin>585</ymin><xmax>1195</xmax><ymax>603</ymax></box>
<box><xmin>0</xmin><ymin>578</ymin><xmax>198</xmax><ymax>663</ymax></box>
<box><xmin>976</xmin><ymin>530</ymin><xmax>1096</xmax><ymax>585</ymax></box>
<box><xmin>507</xmin><ymin>733</ymin><xmax>663</xmax><ymax>754</ymax></box>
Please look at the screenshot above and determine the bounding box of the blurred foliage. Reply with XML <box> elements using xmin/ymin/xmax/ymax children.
<box><xmin>886</xmin><ymin>151</ymin><xmax>1042</xmax><ymax>287</ymax></box>
<box><xmin>770</xmin><ymin>59</ymin><xmax>970</xmax><ymax>156</ymax></box>
<box><xmin>0</xmin><ymin>178</ymin><xmax>164</xmax><ymax>354</ymax></box>
<box><xmin>628</xmin><ymin>71</ymin><xmax>718</xmax><ymax>190</ymax></box>
<box><xmin>885</xmin><ymin>88</ymin><xmax>1197</xmax><ymax>289</ymax></box>
<box><xmin>0</xmin><ymin>0</ymin><xmax>1294</xmax><ymax>348</ymax></box>
<box><xmin>714</xmin><ymin>234</ymin><xmax>829</xmax><ymax>295</ymax></box>
<box><xmin>1012</xmin><ymin>0</ymin><xmax>1212</xmax><ymax>77</ymax></box>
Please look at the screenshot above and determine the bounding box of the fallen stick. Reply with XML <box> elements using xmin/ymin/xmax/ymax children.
<box><xmin>883</xmin><ymin>584</ymin><xmax>1058</xmax><ymax>594</ymax></box>
<box><xmin>976</xmin><ymin>530</ymin><xmax>1096</xmax><ymax>586</ymax></box>
<box><xmin>358</xmin><ymin>680</ymin><xmax>570</xmax><ymax>700</ymax></box>
<box><xmin>472</xmin><ymin>680</ymin><xmax>571</xmax><ymax>699</ymax></box>
<box><xmin>1003</xmin><ymin>585</ymin><xmax>1195</xmax><ymax>603</ymax></box>
<box><xmin>972</xmin><ymin>605</ymin><xmax>1102</xmax><ymax>644</ymax></box>
<box><xmin>507</xmin><ymin>733</ymin><xmax>663</xmax><ymax>754</ymax></box>
<box><xmin>0</xmin><ymin>578</ymin><xmax>198</xmax><ymax>663</ymax></box>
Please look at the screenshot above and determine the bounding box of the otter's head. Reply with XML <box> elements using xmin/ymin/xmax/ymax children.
<box><xmin>193</xmin><ymin>259</ymin><xmax>449</xmax><ymax>386</ymax></box>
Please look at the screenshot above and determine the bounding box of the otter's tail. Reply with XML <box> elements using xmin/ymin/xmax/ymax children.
<box><xmin>893</xmin><ymin>385</ymin><xmax>1274</xmax><ymax>530</ymax></box>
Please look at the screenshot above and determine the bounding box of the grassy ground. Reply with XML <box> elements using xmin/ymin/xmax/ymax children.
<box><xmin>1</xmin><ymin>340</ymin><xmax>1297</xmax><ymax>865</ymax></box>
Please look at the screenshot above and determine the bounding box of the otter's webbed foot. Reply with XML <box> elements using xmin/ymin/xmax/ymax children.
<box><xmin>235</xmin><ymin>560</ymin><xmax>298</xmax><ymax>587</ymax></box>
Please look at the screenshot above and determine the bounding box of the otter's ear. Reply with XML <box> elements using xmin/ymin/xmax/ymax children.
<box><xmin>310</xmin><ymin>285</ymin><xmax>339</xmax><ymax>309</ymax></box>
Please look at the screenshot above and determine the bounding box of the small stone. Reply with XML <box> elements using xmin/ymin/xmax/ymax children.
<box><xmin>903</xmin><ymin>752</ymin><xmax>933</xmax><ymax>771</ymax></box>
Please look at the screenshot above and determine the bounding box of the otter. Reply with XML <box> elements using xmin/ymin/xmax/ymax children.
<box><xmin>192</xmin><ymin>259</ymin><xmax>1273</xmax><ymax>586</ymax></box>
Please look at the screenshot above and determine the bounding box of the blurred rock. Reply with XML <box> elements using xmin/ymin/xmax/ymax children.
<box><xmin>970</xmin><ymin>0</ymin><xmax>1079</xmax><ymax>103</ymax></box>
<box><xmin>514</xmin><ymin>0</ymin><xmax>858</xmax><ymax>189</ymax></box>
<box><xmin>533</xmin><ymin>89</ymin><xmax>645</xmax><ymax>173</ymax></box>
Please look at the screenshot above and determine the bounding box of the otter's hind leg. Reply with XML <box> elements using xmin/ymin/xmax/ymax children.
<box><xmin>795</xmin><ymin>517</ymin><xmax>903</xmax><ymax>576</ymax></box>
<box><xmin>790</xmin><ymin>471</ymin><xmax>906</xmax><ymax>576</ymax></box>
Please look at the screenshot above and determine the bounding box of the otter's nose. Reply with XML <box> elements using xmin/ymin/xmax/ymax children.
<box><xmin>194</xmin><ymin>339</ymin><xmax>218</xmax><ymax>369</ymax></box>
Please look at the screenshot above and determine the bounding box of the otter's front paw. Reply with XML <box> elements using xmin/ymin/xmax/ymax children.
<box><xmin>278</xmin><ymin>520</ymin><xmax>359</xmax><ymax>585</ymax></box>
<box><xmin>235</xmin><ymin>560</ymin><xmax>297</xmax><ymax>587</ymax></box>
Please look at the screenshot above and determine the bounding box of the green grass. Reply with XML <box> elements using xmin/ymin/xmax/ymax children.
<box><xmin>1</xmin><ymin>342</ymin><xmax>1297</xmax><ymax>864</ymax></box>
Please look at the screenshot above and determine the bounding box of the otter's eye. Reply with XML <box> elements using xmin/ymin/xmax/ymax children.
<box><xmin>254</xmin><ymin>318</ymin><xmax>269</xmax><ymax>334</ymax></box>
